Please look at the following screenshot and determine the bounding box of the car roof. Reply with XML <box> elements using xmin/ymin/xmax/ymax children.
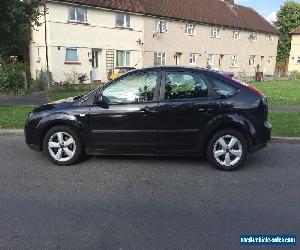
<box><xmin>130</xmin><ymin>66</ymin><xmax>231</xmax><ymax>76</ymax></box>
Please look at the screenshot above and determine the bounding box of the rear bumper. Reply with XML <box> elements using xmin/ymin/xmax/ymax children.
<box><xmin>249</xmin><ymin>121</ymin><xmax>272</xmax><ymax>153</ymax></box>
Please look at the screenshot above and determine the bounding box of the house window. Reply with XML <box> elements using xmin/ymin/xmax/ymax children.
<box><xmin>268</xmin><ymin>57</ymin><xmax>272</xmax><ymax>65</ymax></box>
<box><xmin>186</xmin><ymin>24</ymin><xmax>195</xmax><ymax>35</ymax></box>
<box><xmin>230</xmin><ymin>55</ymin><xmax>238</xmax><ymax>67</ymax></box>
<box><xmin>297</xmin><ymin>56</ymin><xmax>300</xmax><ymax>64</ymax></box>
<box><xmin>250</xmin><ymin>32</ymin><xmax>258</xmax><ymax>41</ymax></box>
<box><xmin>154</xmin><ymin>52</ymin><xmax>166</xmax><ymax>66</ymax></box>
<box><xmin>233</xmin><ymin>29</ymin><xmax>240</xmax><ymax>40</ymax></box>
<box><xmin>65</xmin><ymin>48</ymin><xmax>78</xmax><ymax>62</ymax></box>
<box><xmin>267</xmin><ymin>35</ymin><xmax>273</xmax><ymax>43</ymax></box>
<box><xmin>116</xmin><ymin>13</ymin><xmax>131</xmax><ymax>28</ymax></box>
<box><xmin>207</xmin><ymin>54</ymin><xmax>214</xmax><ymax>66</ymax></box>
<box><xmin>189</xmin><ymin>53</ymin><xmax>197</xmax><ymax>65</ymax></box>
<box><xmin>155</xmin><ymin>20</ymin><xmax>167</xmax><ymax>33</ymax></box>
<box><xmin>116</xmin><ymin>50</ymin><xmax>130</xmax><ymax>67</ymax></box>
<box><xmin>249</xmin><ymin>55</ymin><xmax>255</xmax><ymax>67</ymax></box>
<box><xmin>211</xmin><ymin>27</ymin><xmax>220</xmax><ymax>38</ymax></box>
<box><xmin>69</xmin><ymin>7</ymin><xmax>87</xmax><ymax>22</ymax></box>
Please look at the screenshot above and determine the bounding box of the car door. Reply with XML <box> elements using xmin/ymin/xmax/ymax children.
<box><xmin>88</xmin><ymin>70</ymin><xmax>161</xmax><ymax>154</ymax></box>
<box><xmin>157</xmin><ymin>69</ymin><xmax>221</xmax><ymax>154</ymax></box>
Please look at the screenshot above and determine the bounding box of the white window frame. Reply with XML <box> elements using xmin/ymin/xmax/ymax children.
<box><xmin>116</xmin><ymin>50</ymin><xmax>131</xmax><ymax>67</ymax></box>
<box><xmin>297</xmin><ymin>56</ymin><xmax>300</xmax><ymax>65</ymax></box>
<box><xmin>211</xmin><ymin>27</ymin><xmax>221</xmax><ymax>38</ymax></box>
<box><xmin>250</xmin><ymin>32</ymin><xmax>258</xmax><ymax>41</ymax></box>
<box><xmin>116</xmin><ymin>13</ymin><xmax>131</xmax><ymax>28</ymax></box>
<box><xmin>65</xmin><ymin>48</ymin><xmax>79</xmax><ymax>62</ymax></box>
<box><xmin>189</xmin><ymin>53</ymin><xmax>197</xmax><ymax>65</ymax></box>
<box><xmin>233</xmin><ymin>29</ymin><xmax>240</xmax><ymax>40</ymax></box>
<box><xmin>249</xmin><ymin>55</ymin><xmax>255</xmax><ymax>67</ymax></box>
<box><xmin>68</xmin><ymin>7</ymin><xmax>87</xmax><ymax>23</ymax></box>
<box><xmin>268</xmin><ymin>56</ymin><xmax>272</xmax><ymax>65</ymax></box>
<box><xmin>230</xmin><ymin>55</ymin><xmax>238</xmax><ymax>68</ymax></box>
<box><xmin>154</xmin><ymin>52</ymin><xmax>166</xmax><ymax>66</ymax></box>
<box><xmin>267</xmin><ymin>35</ymin><xmax>273</xmax><ymax>43</ymax></box>
<box><xmin>207</xmin><ymin>54</ymin><xmax>214</xmax><ymax>66</ymax></box>
<box><xmin>186</xmin><ymin>24</ymin><xmax>196</xmax><ymax>35</ymax></box>
<box><xmin>155</xmin><ymin>20</ymin><xmax>167</xmax><ymax>33</ymax></box>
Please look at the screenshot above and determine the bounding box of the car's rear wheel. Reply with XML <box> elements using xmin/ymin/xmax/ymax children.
<box><xmin>207</xmin><ymin>129</ymin><xmax>248</xmax><ymax>171</ymax></box>
<box><xmin>43</xmin><ymin>126</ymin><xmax>83</xmax><ymax>166</ymax></box>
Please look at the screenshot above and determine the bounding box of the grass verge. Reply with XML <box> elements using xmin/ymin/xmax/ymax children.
<box><xmin>251</xmin><ymin>80</ymin><xmax>300</xmax><ymax>106</ymax></box>
<box><xmin>269</xmin><ymin>111</ymin><xmax>300</xmax><ymax>137</ymax></box>
<box><xmin>0</xmin><ymin>105</ymin><xmax>36</xmax><ymax>129</ymax></box>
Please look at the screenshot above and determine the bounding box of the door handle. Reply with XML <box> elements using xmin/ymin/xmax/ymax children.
<box><xmin>140</xmin><ymin>108</ymin><xmax>151</xmax><ymax>115</ymax></box>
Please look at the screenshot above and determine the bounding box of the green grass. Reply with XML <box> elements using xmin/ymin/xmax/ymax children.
<box><xmin>269</xmin><ymin>111</ymin><xmax>300</xmax><ymax>137</ymax></box>
<box><xmin>251</xmin><ymin>80</ymin><xmax>300</xmax><ymax>105</ymax></box>
<box><xmin>0</xmin><ymin>105</ymin><xmax>36</xmax><ymax>129</ymax></box>
<box><xmin>47</xmin><ymin>84</ymin><xmax>98</xmax><ymax>101</ymax></box>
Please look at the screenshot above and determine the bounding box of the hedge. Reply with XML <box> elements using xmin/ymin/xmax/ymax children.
<box><xmin>0</xmin><ymin>63</ymin><xmax>25</xmax><ymax>95</ymax></box>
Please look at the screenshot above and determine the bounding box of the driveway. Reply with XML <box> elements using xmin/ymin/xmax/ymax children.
<box><xmin>0</xmin><ymin>135</ymin><xmax>299</xmax><ymax>249</ymax></box>
<box><xmin>0</xmin><ymin>91</ymin><xmax>47</xmax><ymax>105</ymax></box>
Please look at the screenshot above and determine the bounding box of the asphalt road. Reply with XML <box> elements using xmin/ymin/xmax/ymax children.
<box><xmin>0</xmin><ymin>135</ymin><xmax>299</xmax><ymax>250</ymax></box>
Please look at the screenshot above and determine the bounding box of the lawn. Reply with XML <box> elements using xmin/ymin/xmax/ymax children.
<box><xmin>47</xmin><ymin>84</ymin><xmax>98</xmax><ymax>101</ymax></box>
<box><xmin>0</xmin><ymin>105</ymin><xmax>299</xmax><ymax>138</ymax></box>
<box><xmin>269</xmin><ymin>111</ymin><xmax>300</xmax><ymax>137</ymax></box>
<box><xmin>0</xmin><ymin>105</ymin><xmax>36</xmax><ymax>129</ymax></box>
<box><xmin>251</xmin><ymin>80</ymin><xmax>300</xmax><ymax>106</ymax></box>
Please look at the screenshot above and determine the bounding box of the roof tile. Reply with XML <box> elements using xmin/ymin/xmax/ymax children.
<box><xmin>54</xmin><ymin>0</ymin><xmax>279</xmax><ymax>34</ymax></box>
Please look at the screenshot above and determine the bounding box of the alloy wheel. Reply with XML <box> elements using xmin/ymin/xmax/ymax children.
<box><xmin>48</xmin><ymin>132</ymin><xmax>76</xmax><ymax>162</ymax></box>
<box><xmin>213</xmin><ymin>135</ymin><xmax>243</xmax><ymax>167</ymax></box>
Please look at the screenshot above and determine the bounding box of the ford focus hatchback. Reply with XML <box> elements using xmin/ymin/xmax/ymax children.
<box><xmin>25</xmin><ymin>67</ymin><xmax>271</xmax><ymax>170</ymax></box>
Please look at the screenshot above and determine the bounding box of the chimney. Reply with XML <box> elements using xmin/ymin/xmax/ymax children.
<box><xmin>224</xmin><ymin>0</ymin><xmax>234</xmax><ymax>5</ymax></box>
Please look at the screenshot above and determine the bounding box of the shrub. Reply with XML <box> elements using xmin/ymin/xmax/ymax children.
<box><xmin>0</xmin><ymin>63</ymin><xmax>25</xmax><ymax>95</ymax></box>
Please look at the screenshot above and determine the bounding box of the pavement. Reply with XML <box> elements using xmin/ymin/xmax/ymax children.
<box><xmin>0</xmin><ymin>91</ymin><xmax>47</xmax><ymax>105</ymax></box>
<box><xmin>0</xmin><ymin>135</ymin><xmax>299</xmax><ymax>249</ymax></box>
<box><xmin>269</xmin><ymin>105</ymin><xmax>300</xmax><ymax>112</ymax></box>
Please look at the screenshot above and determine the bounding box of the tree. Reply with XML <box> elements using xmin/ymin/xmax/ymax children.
<box><xmin>275</xmin><ymin>1</ymin><xmax>300</xmax><ymax>63</ymax></box>
<box><xmin>0</xmin><ymin>0</ymin><xmax>44</xmax><ymax>62</ymax></box>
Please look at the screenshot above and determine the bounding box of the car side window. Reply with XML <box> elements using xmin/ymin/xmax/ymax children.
<box><xmin>103</xmin><ymin>72</ymin><xmax>157</xmax><ymax>103</ymax></box>
<box><xmin>164</xmin><ymin>71</ymin><xmax>208</xmax><ymax>100</ymax></box>
<box><xmin>209</xmin><ymin>77</ymin><xmax>237</xmax><ymax>97</ymax></box>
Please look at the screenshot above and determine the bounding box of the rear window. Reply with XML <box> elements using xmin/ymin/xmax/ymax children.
<box><xmin>208</xmin><ymin>76</ymin><xmax>237</xmax><ymax>97</ymax></box>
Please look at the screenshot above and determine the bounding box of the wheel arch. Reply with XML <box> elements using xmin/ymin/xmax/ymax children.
<box><xmin>36</xmin><ymin>114</ymin><xmax>87</xmax><ymax>150</ymax></box>
<box><xmin>199</xmin><ymin>114</ymin><xmax>256</xmax><ymax>154</ymax></box>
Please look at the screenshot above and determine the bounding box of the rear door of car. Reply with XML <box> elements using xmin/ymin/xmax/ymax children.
<box><xmin>157</xmin><ymin>69</ymin><xmax>221</xmax><ymax>154</ymax></box>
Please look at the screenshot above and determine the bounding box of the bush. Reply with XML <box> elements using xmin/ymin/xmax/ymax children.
<box><xmin>0</xmin><ymin>63</ymin><xmax>25</xmax><ymax>95</ymax></box>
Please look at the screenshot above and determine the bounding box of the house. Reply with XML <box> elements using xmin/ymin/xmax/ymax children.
<box><xmin>29</xmin><ymin>0</ymin><xmax>279</xmax><ymax>83</ymax></box>
<box><xmin>288</xmin><ymin>26</ymin><xmax>300</xmax><ymax>72</ymax></box>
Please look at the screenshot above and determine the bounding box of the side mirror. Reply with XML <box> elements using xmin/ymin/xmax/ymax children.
<box><xmin>94</xmin><ymin>92</ymin><xmax>109</xmax><ymax>108</ymax></box>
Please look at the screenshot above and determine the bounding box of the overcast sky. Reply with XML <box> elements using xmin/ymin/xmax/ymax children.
<box><xmin>235</xmin><ymin>0</ymin><xmax>300</xmax><ymax>23</ymax></box>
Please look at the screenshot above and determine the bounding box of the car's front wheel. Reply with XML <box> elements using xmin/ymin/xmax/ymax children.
<box><xmin>43</xmin><ymin>126</ymin><xmax>83</xmax><ymax>166</ymax></box>
<box><xmin>207</xmin><ymin>129</ymin><xmax>248</xmax><ymax>171</ymax></box>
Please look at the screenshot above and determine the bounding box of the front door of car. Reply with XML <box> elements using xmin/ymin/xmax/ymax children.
<box><xmin>88</xmin><ymin>70</ymin><xmax>161</xmax><ymax>154</ymax></box>
<box><xmin>157</xmin><ymin>70</ymin><xmax>220</xmax><ymax>154</ymax></box>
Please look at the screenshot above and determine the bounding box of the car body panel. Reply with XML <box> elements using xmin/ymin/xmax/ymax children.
<box><xmin>25</xmin><ymin>67</ymin><xmax>271</xmax><ymax>157</ymax></box>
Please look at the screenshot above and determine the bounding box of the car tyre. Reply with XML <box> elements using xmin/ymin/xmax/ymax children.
<box><xmin>207</xmin><ymin>129</ymin><xmax>248</xmax><ymax>171</ymax></box>
<box><xmin>43</xmin><ymin>126</ymin><xmax>83</xmax><ymax>166</ymax></box>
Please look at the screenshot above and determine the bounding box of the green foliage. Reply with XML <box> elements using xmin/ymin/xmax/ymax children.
<box><xmin>0</xmin><ymin>63</ymin><xmax>25</xmax><ymax>95</ymax></box>
<box><xmin>274</xmin><ymin>1</ymin><xmax>300</xmax><ymax>63</ymax></box>
<box><xmin>0</xmin><ymin>0</ymin><xmax>44</xmax><ymax>61</ymax></box>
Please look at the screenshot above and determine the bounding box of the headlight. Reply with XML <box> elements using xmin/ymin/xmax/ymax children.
<box><xmin>28</xmin><ymin>112</ymin><xmax>34</xmax><ymax>118</ymax></box>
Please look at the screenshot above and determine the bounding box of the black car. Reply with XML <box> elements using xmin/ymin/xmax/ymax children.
<box><xmin>25</xmin><ymin>67</ymin><xmax>271</xmax><ymax>170</ymax></box>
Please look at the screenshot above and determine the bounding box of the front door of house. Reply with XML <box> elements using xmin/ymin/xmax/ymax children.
<box><xmin>92</xmin><ymin>49</ymin><xmax>101</xmax><ymax>81</ymax></box>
